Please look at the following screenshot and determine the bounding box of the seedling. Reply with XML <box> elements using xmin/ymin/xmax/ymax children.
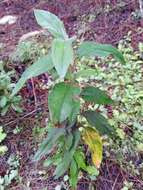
<box><xmin>11</xmin><ymin>9</ymin><xmax>125</xmax><ymax>188</ymax></box>
<box><xmin>0</xmin><ymin>68</ymin><xmax>22</xmax><ymax>116</ymax></box>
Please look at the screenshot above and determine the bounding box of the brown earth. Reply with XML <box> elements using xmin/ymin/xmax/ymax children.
<box><xmin>0</xmin><ymin>0</ymin><xmax>143</xmax><ymax>58</ymax></box>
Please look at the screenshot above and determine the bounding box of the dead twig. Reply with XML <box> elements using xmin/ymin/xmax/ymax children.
<box><xmin>3</xmin><ymin>106</ymin><xmax>44</xmax><ymax>127</ymax></box>
<box><xmin>31</xmin><ymin>78</ymin><xmax>37</xmax><ymax>108</ymax></box>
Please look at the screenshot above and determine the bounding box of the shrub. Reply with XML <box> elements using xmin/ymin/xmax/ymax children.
<box><xmin>11</xmin><ymin>9</ymin><xmax>125</xmax><ymax>188</ymax></box>
<box><xmin>0</xmin><ymin>66</ymin><xmax>22</xmax><ymax>116</ymax></box>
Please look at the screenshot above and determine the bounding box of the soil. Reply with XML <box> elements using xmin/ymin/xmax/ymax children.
<box><xmin>0</xmin><ymin>0</ymin><xmax>143</xmax><ymax>190</ymax></box>
<box><xmin>0</xmin><ymin>0</ymin><xmax>143</xmax><ymax>58</ymax></box>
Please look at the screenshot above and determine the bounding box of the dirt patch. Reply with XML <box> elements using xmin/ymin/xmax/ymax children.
<box><xmin>0</xmin><ymin>0</ymin><xmax>143</xmax><ymax>58</ymax></box>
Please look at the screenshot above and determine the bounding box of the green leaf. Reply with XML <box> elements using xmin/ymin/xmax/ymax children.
<box><xmin>54</xmin><ymin>151</ymin><xmax>72</xmax><ymax>179</ymax></box>
<box><xmin>86</xmin><ymin>166</ymin><xmax>99</xmax><ymax>176</ymax></box>
<box><xmin>0</xmin><ymin>127</ymin><xmax>7</xmax><ymax>154</ymax></box>
<box><xmin>11</xmin><ymin>54</ymin><xmax>53</xmax><ymax>96</ymax></box>
<box><xmin>33</xmin><ymin>128</ymin><xmax>65</xmax><ymax>161</ymax></box>
<box><xmin>43</xmin><ymin>158</ymin><xmax>53</xmax><ymax>167</ymax></box>
<box><xmin>51</xmin><ymin>38</ymin><xmax>73</xmax><ymax>78</ymax></box>
<box><xmin>78</xmin><ymin>41</ymin><xmax>125</xmax><ymax>64</ymax></box>
<box><xmin>0</xmin><ymin>96</ymin><xmax>7</xmax><ymax>108</ymax></box>
<box><xmin>75</xmin><ymin>69</ymin><xmax>98</xmax><ymax>79</ymax></box>
<box><xmin>70</xmin><ymin>130</ymin><xmax>81</xmax><ymax>153</ymax></box>
<box><xmin>44</xmin><ymin>152</ymin><xmax>62</xmax><ymax>167</ymax></box>
<box><xmin>69</xmin><ymin>159</ymin><xmax>79</xmax><ymax>188</ymax></box>
<box><xmin>1</xmin><ymin>105</ymin><xmax>9</xmax><ymax>116</ymax></box>
<box><xmin>54</xmin><ymin>130</ymin><xmax>80</xmax><ymax>179</ymax></box>
<box><xmin>80</xmin><ymin>86</ymin><xmax>113</xmax><ymax>105</ymax></box>
<box><xmin>0</xmin><ymin>145</ymin><xmax>8</xmax><ymax>154</ymax></box>
<box><xmin>74</xmin><ymin>149</ymin><xmax>87</xmax><ymax>170</ymax></box>
<box><xmin>34</xmin><ymin>9</ymin><xmax>68</xmax><ymax>39</ymax></box>
<box><xmin>0</xmin><ymin>126</ymin><xmax>6</xmax><ymax>143</ymax></box>
<box><xmin>69</xmin><ymin>101</ymin><xmax>80</xmax><ymax>124</ymax></box>
<box><xmin>83</xmin><ymin>111</ymin><xmax>115</xmax><ymax>136</ymax></box>
<box><xmin>5</xmin><ymin>169</ymin><xmax>18</xmax><ymax>185</ymax></box>
<box><xmin>11</xmin><ymin>104</ymin><xmax>23</xmax><ymax>113</ymax></box>
<box><xmin>48</xmin><ymin>82</ymin><xmax>80</xmax><ymax>124</ymax></box>
<box><xmin>66</xmin><ymin>133</ymin><xmax>73</xmax><ymax>150</ymax></box>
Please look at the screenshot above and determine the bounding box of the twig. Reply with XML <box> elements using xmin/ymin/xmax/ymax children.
<box><xmin>31</xmin><ymin>78</ymin><xmax>37</xmax><ymax>108</ymax></box>
<box><xmin>111</xmin><ymin>173</ymin><xmax>120</xmax><ymax>190</ymax></box>
<box><xmin>3</xmin><ymin>108</ymin><xmax>40</xmax><ymax>127</ymax></box>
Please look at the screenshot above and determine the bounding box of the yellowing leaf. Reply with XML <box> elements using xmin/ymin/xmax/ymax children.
<box><xmin>82</xmin><ymin>127</ymin><xmax>103</xmax><ymax>168</ymax></box>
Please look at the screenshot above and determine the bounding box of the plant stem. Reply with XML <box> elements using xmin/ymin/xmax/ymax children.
<box><xmin>139</xmin><ymin>0</ymin><xmax>143</xmax><ymax>18</ymax></box>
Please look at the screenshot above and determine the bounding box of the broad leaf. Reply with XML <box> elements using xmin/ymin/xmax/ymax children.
<box><xmin>48</xmin><ymin>82</ymin><xmax>80</xmax><ymax>124</ymax></box>
<box><xmin>80</xmin><ymin>86</ymin><xmax>113</xmax><ymax>105</ymax></box>
<box><xmin>86</xmin><ymin>166</ymin><xmax>99</xmax><ymax>176</ymax></box>
<box><xmin>0</xmin><ymin>96</ymin><xmax>7</xmax><ymax>108</ymax></box>
<box><xmin>70</xmin><ymin>130</ymin><xmax>81</xmax><ymax>154</ymax></box>
<box><xmin>69</xmin><ymin>159</ymin><xmax>79</xmax><ymax>188</ymax></box>
<box><xmin>51</xmin><ymin>38</ymin><xmax>73</xmax><ymax>78</ymax></box>
<box><xmin>11</xmin><ymin>54</ymin><xmax>53</xmax><ymax>96</ymax></box>
<box><xmin>75</xmin><ymin>69</ymin><xmax>98</xmax><ymax>79</ymax></box>
<box><xmin>83</xmin><ymin>110</ymin><xmax>115</xmax><ymax>136</ymax></box>
<box><xmin>82</xmin><ymin>127</ymin><xmax>103</xmax><ymax>168</ymax></box>
<box><xmin>34</xmin><ymin>9</ymin><xmax>68</xmax><ymax>39</ymax></box>
<box><xmin>54</xmin><ymin>130</ymin><xmax>80</xmax><ymax>178</ymax></box>
<box><xmin>78</xmin><ymin>41</ymin><xmax>125</xmax><ymax>64</ymax></box>
<box><xmin>66</xmin><ymin>133</ymin><xmax>74</xmax><ymax>150</ymax></box>
<box><xmin>74</xmin><ymin>149</ymin><xmax>86</xmax><ymax>170</ymax></box>
<box><xmin>54</xmin><ymin>151</ymin><xmax>73</xmax><ymax>179</ymax></box>
<box><xmin>33</xmin><ymin>128</ymin><xmax>65</xmax><ymax>161</ymax></box>
<box><xmin>69</xmin><ymin>101</ymin><xmax>80</xmax><ymax>124</ymax></box>
<box><xmin>43</xmin><ymin>152</ymin><xmax>62</xmax><ymax>167</ymax></box>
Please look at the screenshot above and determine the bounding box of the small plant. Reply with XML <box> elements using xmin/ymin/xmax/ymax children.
<box><xmin>0</xmin><ymin>67</ymin><xmax>22</xmax><ymax>116</ymax></box>
<box><xmin>0</xmin><ymin>126</ymin><xmax>7</xmax><ymax>154</ymax></box>
<box><xmin>11</xmin><ymin>41</ymin><xmax>36</xmax><ymax>62</ymax></box>
<box><xmin>11</xmin><ymin>40</ymin><xmax>49</xmax><ymax>63</ymax></box>
<box><xmin>0</xmin><ymin>154</ymin><xmax>20</xmax><ymax>190</ymax></box>
<box><xmin>121</xmin><ymin>180</ymin><xmax>133</xmax><ymax>190</ymax></box>
<box><xmin>11</xmin><ymin>9</ymin><xmax>125</xmax><ymax>188</ymax></box>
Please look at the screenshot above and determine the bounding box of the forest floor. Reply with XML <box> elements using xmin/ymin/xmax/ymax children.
<box><xmin>0</xmin><ymin>0</ymin><xmax>143</xmax><ymax>190</ymax></box>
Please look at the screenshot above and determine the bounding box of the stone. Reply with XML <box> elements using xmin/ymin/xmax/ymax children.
<box><xmin>0</xmin><ymin>15</ymin><xmax>17</xmax><ymax>25</ymax></box>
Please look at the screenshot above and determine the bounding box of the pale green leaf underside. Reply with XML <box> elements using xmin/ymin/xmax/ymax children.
<box><xmin>52</xmin><ymin>38</ymin><xmax>74</xmax><ymax>78</ymax></box>
<box><xmin>48</xmin><ymin>82</ymin><xmax>80</xmax><ymax>124</ymax></box>
<box><xmin>78</xmin><ymin>41</ymin><xmax>125</xmax><ymax>64</ymax></box>
<box><xmin>34</xmin><ymin>9</ymin><xmax>68</xmax><ymax>39</ymax></box>
<box><xmin>11</xmin><ymin>54</ymin><xmax>53</xmax><ymax>96</ymax></box>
